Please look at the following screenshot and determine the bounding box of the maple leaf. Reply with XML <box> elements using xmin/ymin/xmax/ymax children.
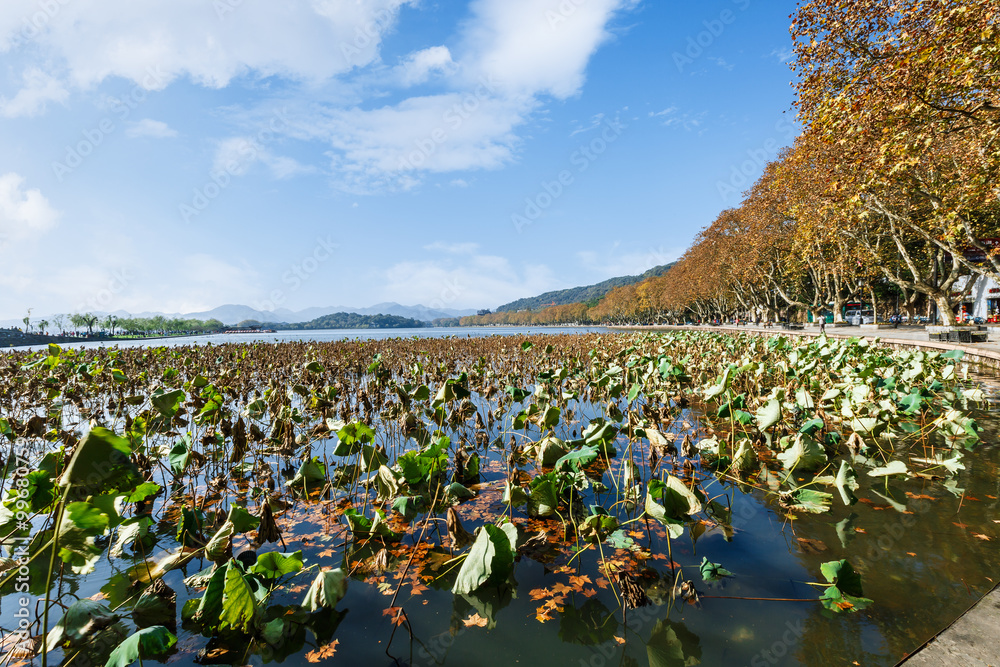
<box><xmin>972</xmin><ymin>533</ymin><xmax>991</xmax><ymax>541</ymax></box>
<box><xmin>614</xmin><ymin>636</ymin><xmax>625</xmax><ymax>645</ymax></box>
<box><xmin>305</xmin><ymin>639</ymin><xmax>340</xmax><ymax>663</ymax></box>
<box><xmin>382</xmin><ymin>607</ymin><xmax>407</xmax><ymax>626</ymax></box>
<box><xmin>550</xmin><ymin>582</ymin><xmax>573</xmax><ymax>595</ymax></box>
<box><xmin>569</xmin><ymin>575</ymin><xmax>592</xmax><ymax>588</ymax></box>
<box><xmin>529</xmin><ymin>587</ymin><xmax>550</xmax><ymax>601</ymax></box>
<box><xmin>463</xmin><ymin>613</ymin><xmax>488</xmax><ymax>628</ymax></box>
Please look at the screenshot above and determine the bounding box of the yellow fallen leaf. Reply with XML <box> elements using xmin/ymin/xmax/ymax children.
<box><xmin>463</xmin><ymin>613</ymin><xmax>488</xmax><ymax>628</ymax></box>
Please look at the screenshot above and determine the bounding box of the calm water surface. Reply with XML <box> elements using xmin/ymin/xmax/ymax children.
<box><xmin>4</xmin><ymin>333</ymin><xmax>1000</xmax><ymax>666</ymax></box>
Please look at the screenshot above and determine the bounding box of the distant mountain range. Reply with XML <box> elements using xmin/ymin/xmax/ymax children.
<box><xmin>3</xmin><ymin>268</ymin><xmax>680</xmax><ymax>330</ymax></box>
<box><xmin>494</xmin><ymin>263</ymin><xmax>677</xmax><ymax>312</ymax></box>
<box><xmin>0</xmin><ymin>302</ymin><xmax>477</xmax><ymax>329</ymax></box>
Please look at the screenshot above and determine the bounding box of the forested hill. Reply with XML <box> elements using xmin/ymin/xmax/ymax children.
<box><xmin>264</xmin><ymin>313</ymin><xmax>428</xmax><ymax>330</ymax></box>
<box><xmin>495</xmin><ymin>263</ymin><xmax>676</xmax><ymax>312</ymax></box>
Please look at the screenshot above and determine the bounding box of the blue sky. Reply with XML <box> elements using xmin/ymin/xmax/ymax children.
<box><xmin>0</xmin><ymin>0</ymin><xmax>798</xmax><ymax>319</ymax></box>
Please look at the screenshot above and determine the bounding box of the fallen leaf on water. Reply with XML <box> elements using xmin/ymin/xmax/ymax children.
<box><xmin>797</xmin><ymin>538</ymin><xmax>828</xmax><ymax>554</ymax></box>
<box><xmin>972</xmin><ymin>534</ymin><xmax>991</xmax><ymax>541</ymax></box>
<box><xmin>614</xmin><ymin>636</ymin><xmax>625</xmax><ymax>645</ymax></box>
<box><xmin>382</xmin><ymin>607</ymin><xmax>406</xmax><ymax>626</ymax></box>
<box><xmin>529</xmin><ymin>587</ymin><xmax>550</xmax><ymax>601</ymax></box>
<box><xmin>305</xmin><ymin>639</ymin><xmax>340</xmax><ymax>663</ymax></box>
<box><xmin>906</xmin><ymin>552</ymin><xmax>917</xmax><ymax>557</ymax></box>
<box><xmin>536</xmin><ymin>608</ymin><xmax>554</xmax><ymax>623</ymax></box>
<box><xmin>953</xmin><ymin>522</ymin><xmax>969</xmax><ymax>530</ymax></box>
<box><xmin>463</xmin><ymin>614</ymin><xmax>488</xmax><ymax>628</ymax></box>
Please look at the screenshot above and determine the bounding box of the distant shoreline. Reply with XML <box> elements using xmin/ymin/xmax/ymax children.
<box><xmin>0</xmin><ymin>331</ymin><xmax>215</xmax><ymax>349</ymax></box>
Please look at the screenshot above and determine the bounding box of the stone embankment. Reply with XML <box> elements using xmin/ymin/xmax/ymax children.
<box><xmin>0</xmin><ymin>329</ymin><xmax>91</xmax><ymax>348</ymax></box>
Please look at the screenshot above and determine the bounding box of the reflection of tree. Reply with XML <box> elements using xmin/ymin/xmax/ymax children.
<box><xmin>646</xmin><ymin>619</ymin><xmax>702</xmax><ymax>667</ymax></box>
<box><xmin>558</xmin><ymin>597</ymin><xmax>620</xmax><ymax>646</ymax></box>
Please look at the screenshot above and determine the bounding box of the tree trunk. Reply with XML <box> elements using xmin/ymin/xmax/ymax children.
<box><xmin>933</xmin><ymin>293</ymin><xmax>958</xmax><ymax>326</ymax></box>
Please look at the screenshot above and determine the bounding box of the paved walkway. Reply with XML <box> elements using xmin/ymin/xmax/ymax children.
<box><xmin>899</xmin><ymin>583</ymin><xmax>1000</xmax><ymax>666</ymax></box>
<box><xmin>617</xmin><ymin>323</ymin><xmax>1000</xmax><ymax>665</ymax></box>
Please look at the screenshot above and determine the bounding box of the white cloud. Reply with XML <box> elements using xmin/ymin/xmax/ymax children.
<box><xmin>0</xmin><ymin>0</ymin><xmax>639</xmax><ymax>194</ymax></box>
<box><xmin>0</xmin><ymin>67</ymin><xmax>69</xmax><ymax>117</ymax></box>
<box><xmin>126</xmin><ymin>118</ymin><xmax>178</xmax><ymax>139</ymax></box>
<box><xmin>570</xmin><ymin>113</ymin><xmax>606</xmax><ymax>137</ymax></box>
<box><xmin>396</xmin><ymin>46</ymin><xmax>457</xmax><ymax>86</ymax></box>
<box><xmin>212</xmin><ymin>136</ymin><xmax>313</xmax><ymax>181</ymax></box>
<box><xmin>460</xmin><ymin>0</ymin><xmax>637</xmax><ymax>99</ymax></box>
<box><xmin>423</xmin><ymin>241</ymin><xmax>480</xmax><ymax>254</ymax></box>
<box><xmin>295</xmin><ymin>93</ymin><xmax>533</xmax><ymax>192</ymax></box>
<box><xmin>575</xmin><ymin>245</ymin><xmax>682</xmax><ymax>280</ymax></box>
<box><xmin>0</xmin><ymin>0</ymin><xmax>415</xmax><ymax>90</ymax></box>
<box><xmin>274</xmin><ymin>0</ymin><xmax>638</xmax><ymax>191</ymax></box>
<box><xmin>649</xmin><ymin>107</ymin><xmax>677</xmax><ymax>119</ymax></box>
<box><xmin>266</xmin><ymin>155</ymin><xmax>315</xmax><ymax>180</ymax></box>
<box><xmin>770</xmin><ymin>47</ymin><xmax>795</xmax><ymax>63</ymax></box>
<box><xmin>0</xmin><ymin>173</ymin><xmax>59</xmax><ymax>242</ymax></box>
<box><xmin>709</xmin><ymin>56</ymin><xmax>734</xmax><ymax>71</ymax></box>
<box><xmin>378</xmin><ymin>253</ymin><xmax>559</xmax><ymax>309</ymax></box>
<box><xmin>213</xmin><ymin>137</ymin><xmax>261</xmax><ymax>176</ymax></box>
<box><xmin>650</xmin><ymin>107</ymin><xmax>706</xmax><ymax>133</ymax></box>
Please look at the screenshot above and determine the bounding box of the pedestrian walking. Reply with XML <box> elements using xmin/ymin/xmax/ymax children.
<box><xmin>819</xmin><ymin>314</ymin><xmax>826</xmax><ymax>334</ymax></box>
